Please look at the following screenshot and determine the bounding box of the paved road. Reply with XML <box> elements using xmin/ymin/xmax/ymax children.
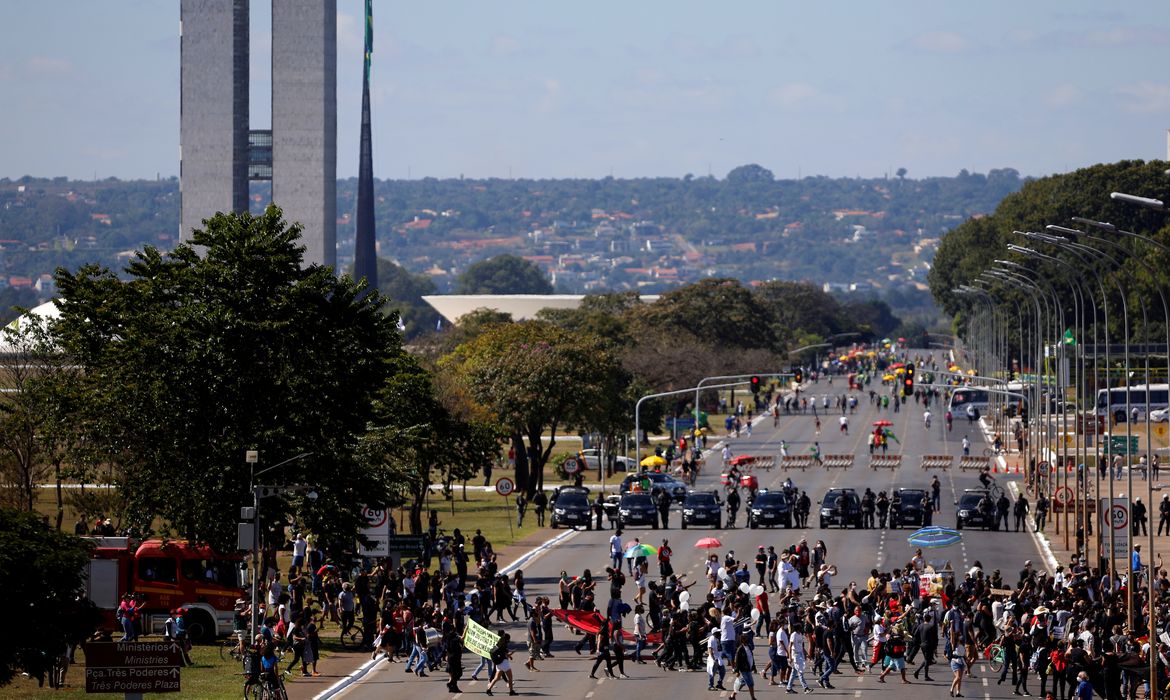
<box><xmin>333</xmin><ymin>375</ymin><xmax>1044</xmax><ymax>700</ymax></box>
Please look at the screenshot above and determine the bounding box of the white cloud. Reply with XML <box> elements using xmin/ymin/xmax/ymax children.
<box><xmin>25</xmin><ymin>56</ymin><xmax>72</xmax><ymax>76</ymax></box>
<box><xmin>1043</xmin><ymin>85</ymin><xmax>1082</xmax><ymax>107</ymax></box>
<box><xmin>491</xmin><ymin>35</ymin><xmax>522</xmax><ymax>58</ymax></box>
<box><xmin>1115</xmin><ymin>82</ymin><xmax>1170</xmax><ymax>114</ymax></box>
<box><xmin>906</xmin><ymin>31</ymin><xmax>973</xmax><ymax>54</ymax></box>
<box><xmin>769</xmin><ymin>83</ymin><xmax>820</xmax><ymax>108</ymax></box>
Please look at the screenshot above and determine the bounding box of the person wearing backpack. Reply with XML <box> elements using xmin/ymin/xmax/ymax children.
<box><xmin>730</xmin><ymin>633</ymin><xmax>758</xmax><ymax>700</ymax></box>
<box><xmin>485</xmin><ymin>632</ymin><xmax>516</xmax><ymax>696</ymax></box>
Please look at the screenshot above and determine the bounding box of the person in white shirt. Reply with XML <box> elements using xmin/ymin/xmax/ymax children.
<box><xmin>267</xmin><ymin>573</ymin><xmax>283</xmax><ymax>607</ymax></box>
<box><xmin>292</xmin><ymin>533</ymin><xmax>308</xmax><ymax>574</ymax></box>
<box><xmin>720</xmin><ymin>612</ymin><xmax>737</xmax><ymax>660</ymax></box>
<box><xmin>787</xmin><ymin>623</ymin><xmax>812</xmax><ymax>692</ymax></box>
<box><xmin>767</xmin><ymin>620</ymin><xmax>790</xmax><ymax>685</ymax></box>
<box><xmin>707</xmin><ymin>629</ymin><xmax>727</xmax><ymax>690</ymax></box>
<box><xmin>780</xmin><ymin>555</ymin><xmax>800</xmax><ymax>593</ymax></box>
<box><xmin>609</xmin><ymin>532</ymin><xmax>623</xmax><ymax>570</ymax></box>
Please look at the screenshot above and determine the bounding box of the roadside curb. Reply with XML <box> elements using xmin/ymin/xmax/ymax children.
<box><xmin>311</xmin><ymin>527</ymin><xmax>581</xmax><ymax>700</ymax></box>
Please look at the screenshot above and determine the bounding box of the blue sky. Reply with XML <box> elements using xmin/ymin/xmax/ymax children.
<box><xmin>3</xmin><ymin>1</ymin><xmax>1169</xmax><ymax>181</ymax></box>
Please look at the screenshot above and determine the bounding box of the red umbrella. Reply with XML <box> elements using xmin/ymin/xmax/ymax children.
<box><xmin>694</xmin><ymin>537</ymin><xmax>723</xmax><ymax>549</ymax></box>
<box><xmin>872</xmin><ymin>420</ymin><xmax>894</xmax><ymax>427</ymax></box>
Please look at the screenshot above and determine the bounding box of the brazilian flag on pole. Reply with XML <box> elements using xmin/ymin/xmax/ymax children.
<box><xmin>1063</xmin><ymin>328</ymin><xmax>1077</xmax><ymax>346</ymax></box>
<box><xmin>363</xmin><ymin>0</ymin><xmax>373</xmax><ymax>82</ymax></box>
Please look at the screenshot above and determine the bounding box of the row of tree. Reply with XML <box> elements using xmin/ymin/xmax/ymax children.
<box><xmin>928</xmin><ymin>160</ymin><xmax>1170</xmax><ymax>345</ymax></box>
<box><xmin>0</xmin><ymin>206</ymin><xmax>907</xmax><ymax>556</ymax></box>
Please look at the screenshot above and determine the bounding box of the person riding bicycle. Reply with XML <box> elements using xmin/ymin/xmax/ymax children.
<box><xmin>923</xmin><ymin>410</ymin><xmax>932</xmax><ymax>429</ymax></box>
<box><xmin>978</xmin><ymin>467</ymin><xmax>993</xmax><ymax>490</ymax></box>
<box><xmin>726</xmin><ymin>488</ymin><xmax>741</xmax><ymax>528</ymax></box>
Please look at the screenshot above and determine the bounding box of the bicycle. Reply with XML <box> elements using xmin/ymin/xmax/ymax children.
<box><xmin>220</xmin><ymin>633</ymin><xmax>246</xmax><ymax>662</ymax></box>
<box><xmin>338</xmin><ymin>614</ymin><xmax>364</xmax><ymax>650</ymax></box>
<box><xmin>256</xmin><ymin>669</ymin><xmax>288</xmax><ymax>700</ymax></box>
<box><xmin>982</xmin><ymin>643</ymin><xmax>1005</xmax><ymax>673</ymax></box>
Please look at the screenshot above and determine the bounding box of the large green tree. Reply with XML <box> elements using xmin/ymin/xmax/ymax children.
<box><xmin>444</xmin><ymin>321</ymin><xmax>624</xmax><ymax>497</ymax></box>
<box><xmin>52</xmin><ymin>206</ymin><xmax>401</xmax><ymax>551</ymax></box>
<box><xmin>0</xmin><ymin>508</ymin><xmax>94</xmax><ymax>686</ymax></box>
<box><xmin>359</xmin><ymin>351</ymin><xmax>496</xmax><ymax>534</ymax></box>
<box><xmin>374</xmin><ymin>258</ymin><xmax>441</xmax><ymax>339</ymax></box>
<box><xmin>455</xmin><ymin>254</ymin><xmax>554</xmax><ymax>295</ymax></box>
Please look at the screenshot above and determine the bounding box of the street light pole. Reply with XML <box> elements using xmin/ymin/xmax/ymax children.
<box><xmin>632</xmin><ymin>382</ymin><xmax>747</xmax><ymax>465</ymax></box>
<box><xmin>247</xmin><ymin>450</ymin><xmax>315</xmax><ymax>638</ymax></box>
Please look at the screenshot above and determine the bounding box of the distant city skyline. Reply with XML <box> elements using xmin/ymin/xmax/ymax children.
<box><xmin>3</xmin><ymin>1</ymin><xmax>1169</xmax><ymax>181</ymax></box>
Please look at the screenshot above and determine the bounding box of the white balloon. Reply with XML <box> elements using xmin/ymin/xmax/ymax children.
<box><xmin>750</xmin><ymin>585</ymin><xmax>765</xmax><ymax>597</ymax></box>
<box><xmin>717</xmin><ymin>567</ymin><xmax>727</xmax><ymax>579</ymax></box>
<box><xmin>679</xmin><ymin>590</ymin><xmax>691</xmax><ymax>604</ymax></box>
<box><xmin>750</xmin><ymin>608</ymin><xmax>761</xmax><ymax>622</ymax></box>
<box><xmin>739</xmin><ymin>582</ymin><xmax>751</xmax><ymax>594</ymax></box>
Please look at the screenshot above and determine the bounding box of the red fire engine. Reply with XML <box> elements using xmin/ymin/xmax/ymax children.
<box><xmin>84</xmin><ymin>537</ymin><xmax>245</xmax><ymax>641</ymax></box>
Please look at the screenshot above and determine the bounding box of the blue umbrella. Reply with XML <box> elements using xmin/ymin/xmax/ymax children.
<box><xmin>907</xmin><ymin>527</ymin><xmax>962</xmax><ymax>548</ymax></box>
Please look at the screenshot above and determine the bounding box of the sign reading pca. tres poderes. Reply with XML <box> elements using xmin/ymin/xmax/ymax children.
<box><xmin>84</xmin><ymin>641</ymin><xmax>182</xmax><ymax>694</ymax></box>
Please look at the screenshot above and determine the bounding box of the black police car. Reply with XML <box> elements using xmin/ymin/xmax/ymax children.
<box><xmin>748</xmin><ymin>489</ymin><xmax>793</xmax><ymax>529</ymax></box>
<box><xmin>551</xmin><ymin>487</ymin><xmax>593</xmax><ymax>530</ymax></box>
<box><xmin>819</xmin><ymin>488</ymin><xmax>862</xmax><ymax>528</ymax></box>
<box><xmin>890</xmin><ymin>488</ymin><xmax>930</xmax><ymax>528</ymax></box>
<box><xmin>681</xmin><ymin>490</ymin><xmax>722</xmax><ymax>529</ymax></box>
<box><xmin>620</xmin><ymin>472</ymin><xmax>688</xmax><ymax>503</ymax></box>
<box><xmin>955</xmin><ymin>489</ymin><xmax>996</xmax><ymax>531</ymax></box>
<box><xmin>617</xmin><ymin>493</ymin><xmax>659</xmax><ymax>529</ymax></box>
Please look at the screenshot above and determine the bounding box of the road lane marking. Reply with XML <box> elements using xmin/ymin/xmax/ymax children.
<box><xmin>982</xmin><ymin>677</ymin><xmax>988</xmax><ymax>686</ymax></box>
<box><xmin>855</xmin><ymin>691</ymin><xmax>863</xmax><ymax>698</ymax></box>
<box><xmin>586</xmin><ymin>692</ymin><xmax>595</xmax><ymax>698</ymax></box>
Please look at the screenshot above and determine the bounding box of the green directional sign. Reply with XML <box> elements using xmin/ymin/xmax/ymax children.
<box><xmin>1104</xmin><ymin>435</ymin><xmax>1140</xmax><ymax>455</ymax></box>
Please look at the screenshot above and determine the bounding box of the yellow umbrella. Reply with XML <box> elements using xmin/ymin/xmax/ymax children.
<box><xmin>641</xmin><ymin>455</ymin><xmax>667</xmax><ymax>467</ymax></box>
<box><xmin>882</xmin><ymin>374</ymin><xmax>896</xmax><ymax>381</ymax></box>
<box><xmin>894</xmin><ymin>367</ymin><xmax>906</xmax><ymax>374</ymax></box>
<box><xmin>866</xmin><ymin>351</ymin><xmax>877</xmax><ymax>357</ymax></box>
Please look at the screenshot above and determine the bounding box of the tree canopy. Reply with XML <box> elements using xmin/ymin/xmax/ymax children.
<box><xmin>0</xmin><ymin>507</ymin><xmax>94</xmax><ymax>686</ymax></box>
<box><xmin>51</xmin><ymin>206</ymin><xmax>401</xmax><ymax>550</ymax></box>
<box><xmin>455</xmin><ymin>254</ymin><xmax>554</xmax><ymax>295</ymax></box>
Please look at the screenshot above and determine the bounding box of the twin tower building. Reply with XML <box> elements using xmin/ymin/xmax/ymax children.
<box><xmin>180</xmin><ymin>0</ymin><xmax>338</xmax><ymax>268</ymax></box>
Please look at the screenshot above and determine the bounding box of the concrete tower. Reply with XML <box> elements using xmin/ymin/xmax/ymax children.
<box><xmin>179</xmin><ymin>0</ymin><xmax>337</xmax><ymax>269</ymax></box>
<box><xmin>352</xmin><ymin>0</ymin><xmax>377</xmax><ymax>290</ymax></box>
<box><xmin>179</xmin><ymin>0</ymin><xmax>250</xmax><ymax>239</ymax></box>
<box><xmin>271</xmin><ymin>0</ymin><xmax>337</xmax><ymax>269</ymax></box>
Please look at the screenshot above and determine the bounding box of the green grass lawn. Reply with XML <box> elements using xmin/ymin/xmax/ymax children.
<box><xmin>2</xmin><ymin>643</ymin><xmax>244</xmax><ymax>700</ymax></box>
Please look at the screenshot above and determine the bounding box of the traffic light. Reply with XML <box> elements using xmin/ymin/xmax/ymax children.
<box><xmin>750</xmin><ymin>376</ymin><xmax>761</xmax><ymax>394</ymax></box>
<box><xmin>793</xmin><ymin>367</ymin><xmax>804</xmax><ymax>385</ymax></box>
<box><xmin>903</xmin><ymin>364</ymin><xmax>915</xmax><ymax>397</ymax></box>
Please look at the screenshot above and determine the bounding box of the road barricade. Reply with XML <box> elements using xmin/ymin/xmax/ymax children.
<box><xmin>921</xmin><ymin>455</ymin><xmax>953</xmax><ymax>470</ymax></box>
<box><xmin>780</xmin><ymin>455</ymin><xmax>814</xmax><ymax>470</ymax></box>
<box><xmin>958</xmin><ymin>455</ymin><xmax>990</xmax><ymax>471</ymax></box>
<box><xmin>822</xmin><ymin>454</ymin><xmax>854</xmax><ymax>469</ymax></box>
<box><xmin>869</xmin><ymin>455</ymin><xmax>902</xmax><ymax>470</ymax></box>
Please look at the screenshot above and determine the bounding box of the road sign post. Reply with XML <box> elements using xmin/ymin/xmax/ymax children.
<box><xmin>84</xmin><ymin>641</ymin><xmax>182</xmax><ymax>697</ymax></box>
<box><xmin>1099</xmin><ymin>497</ymin><xmax>1130</xmax><ymax>562</ymax></box>
<box><xmin>496</xmin><ymin>477</ymin><xmax>515</xmax><ymax>537</ymax></box>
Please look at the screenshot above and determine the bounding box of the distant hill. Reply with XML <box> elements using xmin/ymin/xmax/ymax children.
<box><xmin>0</xmin><ymin>166</ymin><xmax>1023</xmax><ymax>311</ymax></box>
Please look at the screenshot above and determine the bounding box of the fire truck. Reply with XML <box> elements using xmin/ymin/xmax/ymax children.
<box><xmin>84</xmin><ymin>537</ymin><xmax>245</xmax><ymax>642</ymax></box>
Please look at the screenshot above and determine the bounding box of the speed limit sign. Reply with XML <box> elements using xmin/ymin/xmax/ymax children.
<box><xmin>495</xmin><ymin>477</ymin><xmax>515</xmax><ymax>497</ymax></box>
<box><xmin>1109</xmin><ymin>503</ymin><xmax>1129</xmax><ymax>531</ymax></box>
<box><xmin>1053</xmin><ymin>486</ymin><xmax>1073</xmax><ymax>506</ymax></box>
<box><xmin>562</xmin><ymin>457</ymin><xmax>581</xmax><ymax>475</ymax></box>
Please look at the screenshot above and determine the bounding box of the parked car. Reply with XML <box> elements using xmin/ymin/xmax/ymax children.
<box><xmin>577</xmin><ymin>449</ymin><xmax>637</xmax><ymax>473</ymax></box>
<box><xmin>550</xmin><ymin>487</ymin><xmax>593</xmax><ymax>529</ymax></box>
<box><xmin>681</xmin><ymin>490</ymin><xmax>722</xmax><ymax>529</ymax></box>
<box><xmin>955</xmin><ymin>489</ymin><xmax>996</xmax><ymax>531</ymax></box>
<box><xmin>890</xmin><ymin>488</ymin><xmax>930</xmax><ymax>528</ymax></box>
<box><xmin>748</xmin><ymin>489</ymin><xmax>793</xmax><ymax>529</ymax></box>
<box><xmin>616</xmin><ymin>493</ymin><xmax>659</xmax><ymax>529</ymax></box>
<box><xmin>1151</xmin><ymin>408</ymin><xmax>1169</xmax><ymax>423</ymax></box>
<box><xmin>620</xmin><ymin>472</ymin><xmax>688</xmax><ymax>503</ymax></box>
<box><xmin>818</xmin><ymin>488</ymin><xmax>862</xmax><ymax>529</ymax></box>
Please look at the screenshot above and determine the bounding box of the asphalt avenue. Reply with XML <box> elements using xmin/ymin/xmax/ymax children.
<box><xmin>332</xmin><ymin>374</ymin><xmax>1044</xmax><ymax>700</ymax></box>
